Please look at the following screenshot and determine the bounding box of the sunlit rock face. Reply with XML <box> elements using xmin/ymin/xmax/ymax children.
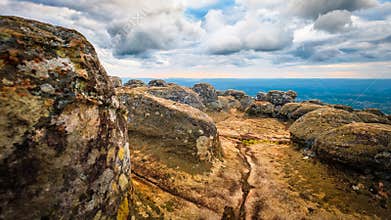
<box><xmin>117</xmin><ymin>88</ymin><xmax>221</xmax><ymax>164</ymax></box>
<box><xmin>0</xmin><ymin>16</ymin><xmax>131</xmax><ymax>219</ymax></box>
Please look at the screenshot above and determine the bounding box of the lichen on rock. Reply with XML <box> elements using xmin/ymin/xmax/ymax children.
<box><xmin>0</xmin><ymin>16</ymin><xmax>131</xmax><ymax>219</ymax></box>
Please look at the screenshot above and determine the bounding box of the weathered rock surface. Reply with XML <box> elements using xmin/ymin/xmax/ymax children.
<box><xmin>117</xmin><ymin>88</ymin><xmax>221</xmax><ymax>163</ymax></box>
<box><xmin>0</xmin><ymin>16</ymin><xmax>131</xmax><ymax>220</ymax></box>
<box><xmin>246</xmin><ymin>101</ymin><xmax>274</xmax><ymax>117</ymax></box>
<box><xmin>124</xmin><ymin>79</ymin><xmax>146</xmax><ymax>88</ymax></box>
<box><xmin>148</xmin><ymin>79</ymin><xmax>168</xmax><ymax>87</ymax></box>
<box><xmin>223</xmin><ymin>89</ymin><xmax>254</xmax><ymax>111</ymax></box>
<box><xmin>138</xmin><ymin>84</ymin><xmax>206</xmax><ymax>110</ymax></box>
<box><xmin>279</xmin><ymin>102</ymin><xmax>324</xmax><ymax>121</ymax></box>
<box><xmin>192</xmin><ymin>83</ymin><xmax>221</xmax><ymax>110</ymax></box>
<box><xmin>110</xmin><ymin>76</ymin><xmax>122</xmax><ymax>88</ymax></box>
<box><xmin>289</xmin><ymin>108</ymin><xmax>362</xmax><ymax>147</ymax></box>
<box><xmin>257</xmin><ymin>90</ymin><xmax>297</xmax><ymax>106</ymax></box>
<box><xmin>355</xmin><ymin>111</ymin><xmax>391</xmax><ymax>124</ymax></box>
<box><xmin>315</xmin><ymin>123</ymin><xmax>391</xmax><ymax>171</ymax></box>
<box><xmin>218</xmin><ymin>96</ymin><xmax>241</xmax><ymax>112</ymax></box>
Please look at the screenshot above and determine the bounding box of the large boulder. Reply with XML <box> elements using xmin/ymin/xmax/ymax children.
<box><xmin>110</xmin><ymin>76</ymin><xmax>123</xmax><ymax>88</ymax></box>
<box><xmin>315</xmin><ymin>123</ymin><xmax>391</xmax><ymax>171</ymax></box>
<box><xmin>138</xmin><ymin>85</ymin><xmax>206</xmax><ymax>110</ymax></box>
<box><xmin>289</xmin><ymin>108</ymin><xmax>362</xmax><ymax>147</ymax></box>
<box><xmin>218</xmin><ymin>96</ymin><xmax>241</xmax><ymax>112</ymax></box>
<box><xmin>148</xmin><ymin>79</ymin><xmax>168</xmax><ymax>87</ymax></box>
<box><xmin>279</xmin><ymin>102</ymin><xmax>324</xmax><ymax>121</ymax></box>
<box><xmin>246</xmin><ymin>101</ymin><xmax>274</xmax><ymax>117</ymax></box>
<box><xmin>192</xmin><ymin>83</ymin><xmax>221</xmax><ymax>110</ymax></box>
<box><xmin>0</xmin><ymin>16</ymin><xmax>131</xmax><ymax>219</ymax></box>
<box><xmin>257</xmin><ymin>90</ymin><xmax>297</xmax><ymax>106</ymax></box>
<box><xmin>223</xmin><ymin>89</ymin><xmax>254</xmax><ymax>111</ymax></box>
<box><xmin>124</xmin><ymin>79</ymin><xmax>146</xmax><ymax>88</ymax></box>
<box><xmin>117</xmin><ymin>89</ymin><xmax>221</xmax><ymax>163</ymax></box>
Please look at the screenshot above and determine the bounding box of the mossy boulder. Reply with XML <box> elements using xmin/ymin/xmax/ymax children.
<box><xmin>289</xmin><ymin>108</ymin><xmax>362</xmax><ymax>147</ymax></box>
<box><xmin>218</xmin><ymin>96</ymin><xmax>241</xmax><ymax>112</ymax></box>
<box><xmin>0</xmin><ymin>16</ymin><xmax>131</xmax><ymax>219</ymax></box>
<box><xmin>117</xmin><ymin>88</ymin><xmax>221</xmax><ymax>163</ymax></box>
<box><xmin>315</xmin><ymin>123</ymin><xmax>391</xmax><ymax>171</ymax></box>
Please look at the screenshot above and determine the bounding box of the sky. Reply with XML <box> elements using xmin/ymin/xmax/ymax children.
<box><xmin>1</xmin><ymin>0</ymin><xmax>391</xmax><ymax>78</ymax></box>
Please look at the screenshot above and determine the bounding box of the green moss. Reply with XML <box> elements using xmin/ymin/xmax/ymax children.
<box><xmin>242</xmin><ymin>139</ymin><xmax>279</xmax><ymax>146</ymax></box>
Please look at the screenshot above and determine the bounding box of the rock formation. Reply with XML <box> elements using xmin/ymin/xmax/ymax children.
<box><xmin>289</xmin><ymin>108</ymin><xmax>362</xmax><ymax>147</ymax></box>
<box><xmin>222</xmin><ymin>89</ymin><xmax>254</xmax><ymax>111</ymax></box>
<box><xmin>110</xmin><ymin>76</ymin><xmax>123</xmax><ymax>88</ymax></box>
<box><xmin>0</xmin><ymin>16</ymin><xmax>131</xmax><ymax>219</ymax></box>
<box><xmin>117</xmin><ymin>88</ymin><xmax>221</xmax><ymax>163</ymax></box>
<box><xmin>148</xmin><ymin>79</ymin><xmax>168</xmax><ymax>87</ymax></box>
<box><xmin>256</xmin><ymin>90</ymin><xmax>297</xmax><ymax>106</ymax></box>
<box><xmin>279</xmin><ymin>102</ymin><xmax>324</xmax><ymax>121</ymax></box>
<box><xmin>141</xmin><ymin>84</ymin><xmax>206</xmax><ymax>110</ymax></box>
<box><xmin>246</xmin><ymin>101</ymin><xmax>274</xmax><ymax>117</ymax></box>
<box><xmin>315</xmin><ymin>123</ymin><xmax>391</xmax><ymax>171</ymax></box>
<box><xmin>124</xmin><ymin>79</ymin><xmax>146</xmax><ymax>88</ymax></box>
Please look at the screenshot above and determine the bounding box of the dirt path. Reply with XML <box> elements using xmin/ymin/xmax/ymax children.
<box><xmin>129</xmin><ymin>113</ymin><xmax>390</xmax><ymax>219</ymax></box>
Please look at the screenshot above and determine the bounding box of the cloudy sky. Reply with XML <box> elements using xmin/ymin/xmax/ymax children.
<box><xmin>1</xmin><ymin>0</ymin><xmax>391</xmax><ymax>78</ymax></box>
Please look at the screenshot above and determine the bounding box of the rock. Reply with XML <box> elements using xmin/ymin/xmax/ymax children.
<box><xmin>0</xmin><ymin>16</ymin><xmax>131</xmax><ymax>219</ymax></box>
<box><xmin>289</xmin><ymin>108</ymin><xmax>362</xmax><ymax>147</ymax></box>
<box><xmin>280</xmin><ymin>102</ymin><xmax>324</xmax><ymax>121</ymax></box>
<box><xmin>222</xmin><ymin>90</ymin><xmax>254</xmax><ymax>111</ymax></box>
<box><xmin>218</xmin><ymin>96</ymin><xmax>241</xmax><ymax>112</ymax></box>
<box><xmin>192</xmin><ymin>83</ymin><xmax>221</xmax><ymax>110</ymax></box>
<box><xmin>315</xmin><ymin>123</ymin><xmax>391</xmax><ymax>171</ymax></box>
<box><xmin>266</xmin><ymin>90</ymin><xmax>297</xmax><ymax>106</ymax></box>
<box><xmin>223</xmin><ymin>89</ymin><xmax>246</xmax><ymax>99</ymax></box>
<box><xmin>255</xmin><ymin>92</ymin><xmax>267</xmax><ymax>101</ymax></box>
<box><xmin>279</xmin><ymin>103</ymin><xmax>301</xmax><ymax>119</ymax></box>
<box><xmin>303</xmin><ymin>99</ymin><xmax>324</xmax><ymax>105</ymax></box>
<box><xmin>138</xmin><ymin>85</ymin><xmax>206</xmax><ymax>110</ymax></box>
<box><xmin>110</xmin><ymin>76</ymin><xmax>123</xmax><ymax>88</ymax></box>
<box><xmin>148</xmin><ymin>79</ymin><xmax>168</xmax><ymax>87</ymax></box>
<box><xmin>246</xmin><ymin>101</ymin><xmax>274</xmax><ymax>117</ymax></box>
<box><xmin>354</xmin><ymin>111</ymin><xmax>390</xmax><ymax>124</ymax></box>
<box><xmin>363</xmin><ymin>108</ymin><xmax>385</xmax><ymax>117</ymax></box>
<box><xmin>117</xmin><ymin>88</ymin><xmax>221</xmax><ymax>163</ymax></box>
<box><xmin>330</xmin><ymin>104</ymin><xmax>354</xmax><ymax>112</ymax></box>
<box><xmin>124</xmin><ymin>79</ymin><xmax>146</xmax><ymax>88</ymax></box>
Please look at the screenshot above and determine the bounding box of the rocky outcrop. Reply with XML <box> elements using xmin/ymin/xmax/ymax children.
<box><xmin>148</xmin><ymin>79</ymin><xmax>168</xmax><ymax>87</ymax></box>
<box><xmin>0</xmin><ymin>16</ymin><xmax>131</xmax><ymax>219</ymax></box>
<box><xmin>138</xmin><ymin>84</ymin><xmax>206</xmax><ymax>110</ymax></box>
<box><xmin>289</xmin><ymin>108</ymin><xmax>362</xmax><ymax>147</ymax></box>
<box><xmin>124</xmin><ymin>79</ymin><xmax>146</xmax><ymax>88</ymax></box>
<box><xmin>354</xmin><ymin>111</ymin><xmax>391</xmax><ymax>124</ymax></box>
<box><xmin>315</xmin><ymin>123</ymin><xmax>391</xmax><ymax>171</ymax></box>
<box><xmin>117</xmin><ymin>88</ymin><xmax>221</xmax><ymax>163</ymax></box>
<box><xmin>256</xmin><ymin>90</ymin><xmax>297</xmax><ymax>106</ymax></box>
<box><xmin>223</xmin><ymin>89</ymin><xmax>254</xmax><ymax>111</ymax></box>
<box><xmin>192</xmin><ymin>83</ymin><xmax>221</xmax><ymax>110</ymax></box>
<box><xmin>110</xmin><ymin>76</ymin><xmax>123</xmax><ymax>88</ymax></box>
<box><xmin>218</xmin><ymin>96</ymin><xmax>241</xmax><ymax>112</ymax></box>
<box><xmin>279</xmin><ymin>102</ymin><xmax>324</xmax><ymax>121</ymax></box>
<box><xmin>246</xmin><ymin>101</ymin><xmax>274</xmax><ymax>117</ymax></box>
